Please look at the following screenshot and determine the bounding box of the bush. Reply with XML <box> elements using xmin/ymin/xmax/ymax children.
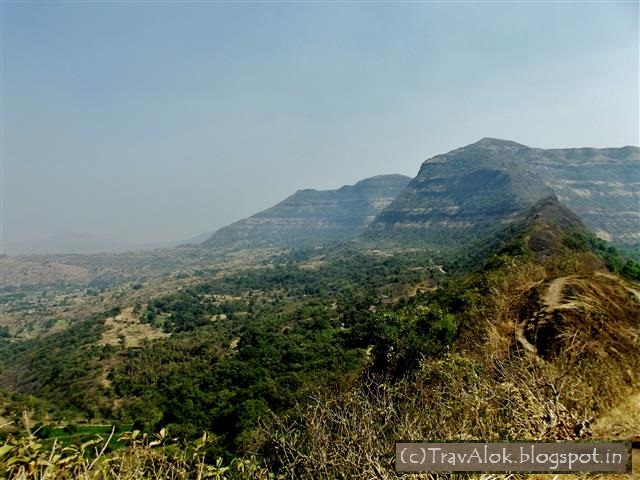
<box><xmin>63</xmin><ymin>423</ymin><xmax>77</xmax><ymax>434</ymax></box>
<box><xmin>622</xmin><ymin>259</ymin><xmax>640</xmax><ymax>281</ymax></box>
<box><xmin>132</xmin><ymin>419</ymin><xmax>145</xmax><ymax>432</ymax></box>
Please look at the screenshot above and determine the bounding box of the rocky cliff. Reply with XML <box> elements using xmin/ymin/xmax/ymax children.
<box><xmin>203</xmin><ymin>174</ymin><xmax>411</xmax><ymax>248</ymax></box>
<box><xmin>365</xmin><ymin>138</ymin><xmax>639</xmax><ymax>248</ymax></box>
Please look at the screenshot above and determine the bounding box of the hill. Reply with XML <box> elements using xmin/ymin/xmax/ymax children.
<box><xmin>202</xmin><ymin>174</ymin><xmax>411</xmax><ymax>248</ymax></box>
<box><xmin>257</xmin><ymin>195</ymin><xmax>640</xmax><ymax>477</ymax></box>
<box><xmin>2</xmin><ymin>192</ymin><xmax>638</xmax><ymax>478</ymax></box>
<box><xmin>365</xmin><ymin>138</ymin><xmax>640</xmax><ymax>249</ymax></box>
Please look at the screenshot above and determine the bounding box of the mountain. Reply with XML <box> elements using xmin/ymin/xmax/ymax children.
<box><xmin>202</xmin><ymin>174</ymin><xmax>411</xmax><ymax>248</ymax></box>
<box><xmin>365</xmin><ymin>138</ymin><xmax>639</xmax><ymax>248</ymax></box>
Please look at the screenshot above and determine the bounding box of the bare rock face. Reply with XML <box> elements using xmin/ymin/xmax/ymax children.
<box><xmin>365</xmin><ymin>138</ymin><xmax>639</xmax><ymax>249</ymax></box>
<box><xmin>203</xmin><ymin>174</ymin><xmax>411</xmax><ymax>248</ymax></box>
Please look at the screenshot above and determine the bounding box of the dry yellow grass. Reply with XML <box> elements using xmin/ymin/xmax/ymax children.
<box><xmin>522</xmin><ymin>392</ymin><xmax>639</xmax><ymax>480</ymax></box>
<box><xmin>258</xmin><ymin>257</ymin><xmax>640</xmax><ymax>479</ymax></box>
<box><xmin>98</xmin><ymin>307</ymin><xmax>168</xmax><ymax>349</ymax></box>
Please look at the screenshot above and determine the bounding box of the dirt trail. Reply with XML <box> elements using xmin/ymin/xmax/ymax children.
<box><xmin>528</xmin><ymin>273</ymin><xmax>640</xmax><ymax>477</ymax></box>
<box><xmin>516</xmin><ymin>275</ymin><xmax>578</xmax><ymax>355</ymax></box>
<box><xmin>542</xmin><ymin>275</ymin><xmax>577</xmax><ymax>310</ymax></box>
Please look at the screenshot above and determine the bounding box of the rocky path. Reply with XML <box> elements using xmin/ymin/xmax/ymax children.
<box><xmin>516</xmin><ymin>275</ymin><xmax>577</xmax><ymax>355</ymax></box>
<box><xmin>541</xmin><ymin>275</ymin><xmax>577</xmax><ymax>310</ymax></box>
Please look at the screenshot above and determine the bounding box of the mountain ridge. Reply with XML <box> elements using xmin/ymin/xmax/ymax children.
<box><xmin>203</xmin><ymin>174</ymin><xmax>411</xmax><ymax>248</ymax></box>
<box><xmin>366</xmin><ymin>138</ymin><xmax>639</xmax><ymax>248</ymax></box>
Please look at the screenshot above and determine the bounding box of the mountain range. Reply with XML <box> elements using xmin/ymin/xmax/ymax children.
<box><xmin>366</xmin><ymin>138</ymin><xmax>639</xmax><ymax>248</ymax></box>
<box><xmin>204</xmin><ymin>138</ymin><xmax>639</xmax><ymax>251</ymax></box>
<box><xmin>6</xmin><ymin>139</ymin><xmax>637</xmax><ymax>256</ymax></box>
<box><xmin>203</xmin><ymin>174</ymin><xmax>411</xmax><ymax>248</ymax></box>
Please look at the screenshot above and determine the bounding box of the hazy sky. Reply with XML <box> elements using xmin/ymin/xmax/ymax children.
<box><xmin>1</xmin><ymin>2</ymin><xmax>638</xmax><ymax>245</ymax></box>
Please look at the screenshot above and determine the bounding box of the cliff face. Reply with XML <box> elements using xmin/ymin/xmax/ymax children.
<box><xmin>535</xmin><ymin>145</ymin><xmax>639</xmax><ymax>244</ymax></box>
<box><xmin>204</xmin><ymin>139</ymin><xmax>638</xmax><ymax>250</ymax></box>
<box><xmin>365</xmin><ymin>138</ymin><xmax>639</xmax><ymax>248</ymax></box>
<box><xmin>203</xmin><ymin>174</ymin><xmax>411</xmax><ymax>248</ymax></box>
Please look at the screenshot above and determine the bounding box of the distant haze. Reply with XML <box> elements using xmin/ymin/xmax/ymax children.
<box><xmin>1</xmin><ymin>2</ymin><xmax>638</xmax><ymax>248</ymax></box>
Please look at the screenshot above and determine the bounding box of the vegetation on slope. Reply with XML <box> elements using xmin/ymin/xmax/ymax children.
<box><xmin>254</xmin><ymin>221</ymin><xmax>640</xmax><ymax>477</ymax></box>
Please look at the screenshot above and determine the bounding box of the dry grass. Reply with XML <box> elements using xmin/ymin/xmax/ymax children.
<box><xmin>1</xmin><ymin>415</ymin><xmax>274</xmax><ymax>480</ymax></box>
<box><xmin>258</xmin><ymin>258</ymin><xmax>640</xmax><ymax>479</ymax></box>
<box><xmin>98</xmin><ymin>307</ymin><xmax>168</xmax><ymax>349</ymax></box>
<box><xmin>592</xmin><ymin>392</ymin><xmax>640</xmax><ymax>442</ymax></box>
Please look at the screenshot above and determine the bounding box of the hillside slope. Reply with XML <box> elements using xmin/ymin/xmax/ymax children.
<box><xmin>264</xmin><ymin>197</ymin><xmax>640</xmax><ymax>478</ymax></box>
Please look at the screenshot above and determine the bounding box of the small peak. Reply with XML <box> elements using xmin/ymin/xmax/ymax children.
<box><xmin>472</xmin><ymin>137</ymin><xmax>528</xmax><ymax>149</ymax></box>
<box><xmin>531</xmin><ymin>193</ymin><xmax>560</xmax><ymax>207</ymax></box>
<box><xmin>355</xmin><ymin>174</ymin><xmax>412</xmax><ymax>187</ymax></box>
<box><xmin>525</xmin><ymin>194</ymin><xmax>586</xmax><ymax>232</ymax></box>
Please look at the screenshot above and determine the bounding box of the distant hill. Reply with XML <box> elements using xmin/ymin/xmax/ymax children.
<box><xmin>2</xmin><ymin>229</ymin><xmax>218</xmax><ymax>256</ymax></box>
<box><xmin>2</xmin><ymin>230</ymin><xmax>129</xmax><ymax>255</ymax></box>
<box><xmin>365</xmin><ymin>138</ymin><xmax>639</xmax><ymax>248</ymax></box>
<box><xmin>202</xmin><ymin>174</ymin><xmax>411</xmax><ymax>248</ymax></box>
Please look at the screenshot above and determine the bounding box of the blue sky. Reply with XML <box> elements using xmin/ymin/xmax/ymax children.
<box><xmin>2</xmin><ymin>2</ymin><xmax>638</xmax><ymax>245</ymax></box>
